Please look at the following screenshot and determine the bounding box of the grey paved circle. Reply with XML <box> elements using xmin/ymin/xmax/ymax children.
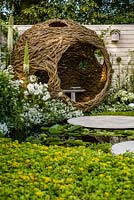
<box><xmin>111</xmin><ymin>141</ymin><xmax>134</xmax><ymax>155</ymax></box>
<box><xmin>67</xmin><ymin>115</ymin><xmax>134</xmax><ymax>129</ymax></box>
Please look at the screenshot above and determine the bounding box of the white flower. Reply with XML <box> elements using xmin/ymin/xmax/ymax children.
<box><xmin>42</xmin><ymin>92</ymin><xmax>50</xmax><ymax>101</ymax></box>
<box><xmin>13</xmin><ymin>79</ymin><xmax>23</xmax><ymax>86</ymax></box>
<box><xmin>43</xmin><ymin>83</ymin><xmax>48</xmax><ymax>88</ymax></box>
<box><xmin>37</xmin><ymin>84</ymin><xmax>44</xmax><ymax>94</ymax></box>
<box><xmin>7</xmin><ymin>65</ymin><xmax>14</xmax><ymax>73</ymax></box>
<box><xmin>128</xmin><ymin>103</ymin><xmax>134</xmax><ymax>107</ymax></box>
<box><xmin>34</xmin><ymin>89</ymin><xmax>41</xmax><ymax>95</ymax></box>
<box><xmin>24</xmin><ymin>107</ymin><xmax>43</xmax><ymax>125</ymax></box>
<box><xmin>29</xmin><ymin>75</ymin><xmax>37</xmax><ymax>83</ymax></box>
<box><xmin>34</xmin><ymin>83</ymin><xmax>40</xmax><ymax>90</ymax></box>
<box><xmin>74</xmin><ymin>110</ymin><xmax>83</xmax><ymax>117</ymax></box>
<box><xmin>24</xmin><ymin>90</ymin><xmax>29</xmax><ymax>96</ymax></box>
<box><xmin>0</xmin><ymin>64</ymin><xmax>6</xmax><ymax>70</ymax></box>
<box><xmin>0</xmin><ymin>122</ymin><xmax>8</xmax><ymax>135</ymax></box>
<box><xmin>27</xmin><ymin>83</ymin><xmax>35</xmax><ymax>94</ymax></box>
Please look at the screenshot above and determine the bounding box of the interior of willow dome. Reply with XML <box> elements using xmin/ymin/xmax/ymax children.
<box><xmin>57</xmin><ymin>41</ymin><xmax>106</xmax><ymax>103</ymax></box>
<box><xmin>48</xmin><ymin>21</ymin><xmax>68</xmax><ymax>27</ymax></box>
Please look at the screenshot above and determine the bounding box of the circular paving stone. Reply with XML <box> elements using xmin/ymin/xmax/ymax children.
<box><xmin>67</xmin><ymin>116</ymin><xmax>134</xmax><ymax>129</ymax></box>
<box><xmin>111</xmin><ymin>141</ymin><xmax>134</xmax><ymax>155</ymax></box>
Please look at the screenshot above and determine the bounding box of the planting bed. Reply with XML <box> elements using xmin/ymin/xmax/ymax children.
<box><xmin>1</xmin><ymin>138</ymin><xmax>134</xmax><ymax>199</ymax></box>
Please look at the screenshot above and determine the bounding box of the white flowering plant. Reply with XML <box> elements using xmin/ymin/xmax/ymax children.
<box><xmin>22</xmin><ymin>76</ymin><xmax>83</xmax><ymax>130</ymax></box>
<box><xmin>113</xmin><ymin>89</ymin><xmax>134</xmax><ymax>104</ymax></box>
<box><xmin>0</xmin><ymin>67</ymin><xmax>24</xmax><ymax>135</ymax></box>
<box><xmin>90</xmin><ymin>88</ymin><xmax>134</xmax><ymax>114</ymax></box>
<box><xmin>0</xmin><ymin>69</ymin><xmax>83</xmax><ymax>140</ymax></box>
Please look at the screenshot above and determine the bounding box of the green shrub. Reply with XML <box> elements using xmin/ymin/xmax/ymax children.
<box><xmin>0</xmin><ymin>69</ymin><xmax>24</xmax><ymax>132</ymax></box>
<box><xmin>1</xmin><ymin>138</ymin><xmax>134</xmax><ymax>199</ymax></box>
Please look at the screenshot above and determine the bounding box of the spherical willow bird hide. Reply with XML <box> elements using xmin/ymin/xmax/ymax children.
<box><xmin>12</xmin><ymin>19</ymin><xmax>112</xmax><ymax>112</ymax></box>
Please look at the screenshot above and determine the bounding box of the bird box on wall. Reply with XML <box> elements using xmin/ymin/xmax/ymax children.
<box><xmin>110</xmin><ymin>29</ymin><xmax>120</xmax><ymax>42</ymax></box>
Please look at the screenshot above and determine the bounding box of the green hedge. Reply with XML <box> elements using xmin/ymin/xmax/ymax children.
<box><xmin>0</xmin><ymin>138</ymin><xmax>134</xmax><ymax>199</ymax></box>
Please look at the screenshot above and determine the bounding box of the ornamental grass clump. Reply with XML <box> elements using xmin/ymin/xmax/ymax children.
<box><xmin>1</xmin><ymin>138</ymin><xmax>134</xmax><ymax>199</ymax></box>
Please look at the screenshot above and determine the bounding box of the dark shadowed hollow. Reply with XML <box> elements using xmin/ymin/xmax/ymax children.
<box><xmin>12</xmin><ymin>19</ymin><xmax>112</xmax><ymax>111</ymax></box>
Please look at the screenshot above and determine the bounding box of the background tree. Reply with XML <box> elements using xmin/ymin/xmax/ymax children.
<box><xmin>92</xmin><ymin>0</ymin><xmax>134</xmax><ymax>24</ymax></box>
<box><xmin>12</xmin><ymin>0</ymin><xmax>100</xmax><ymax>25</ymax></box>
<box><xmin>1</xmin><ymin>0</ymin><xmax>134</xmax><ymax>24</ymax></box>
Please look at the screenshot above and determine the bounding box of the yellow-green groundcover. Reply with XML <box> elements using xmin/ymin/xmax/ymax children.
<box><xmin>0</xmin><ymin>138</ymin><xmax>134</xmax><ymax>200</ymax></box>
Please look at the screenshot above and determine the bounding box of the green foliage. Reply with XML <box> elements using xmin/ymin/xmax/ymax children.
<box><xmin>128</xmin><ymin>51</ymin><xmax>134</xmax><ymax>93</ymax></box>
<box><xmin>7</xmin><ymin>12</ymin><xmax>14</xmax><ymax>53</ymax></box>
<box><xmin>0</xmin><ymin>0</ymin><xmax>99</xmax><ymax>24</ymax></box>
<box><xmin>0</xmin><ymin>18</ymin><xmax>18</xmax><ymax>69</ymax></box>
<box><xmin>65</xmin><ymin>139</ymin><xmax>85</xmax><ymax>147</ymax></box>
<box><xmin>0</xmin><ymin>19</ymin><xmax>9</xmax><ymax>69</ymax></box>
<box><xmin>0</xmin><ymin>69</ymin><xmax>24</xmax><ymax>131</ymax></box>
<box><xmin>79</xmin><ymin>60</ymin><xmax>89</xmax><ymax>70</ymax></box>
<box><xmin>2</xmin><ymin>0</ymin><xmax>134</xmax><ymax>24</ymax></box>
<box><xmin>130</xmin><ymin>75</ymin><xmax>134</xmax><ymax>93</ymax></box>
<box><xmin>82</xmin><ymin>128</ymin><xmax>134</xmax><ymax>140</ymax></box>
<box><xmin>1</xmin><ymin>137</ymin><xmax>134</xmax><ymax>199</ymax></box>
<box><xmin>48</xmin><ymin>124</ymin><xmax>65</xmax><ymax>135</ymax></box>
<box><xmin>24</xmin><ymin>41</ymin><xmax>29</xmax><ymax>65</ymax></box>
<box><xmin>15</xmin><ymin>0</ymin><xmax>99</xmax><ymax>24</ymax></box>
<box><xmin>113</xmin><ymin>52</ymin><xmax>134</xmax><ymax>93</ymax></box>
<box><xmin>7</xmin><ymin>6</ymin><xmax>14</xmax><ymax>65</ymax></box>
<box><xmin>97</xmin><ymin>0</ymin><xmax>134</xmax><ymax>24</ymax></box>
<box><xmin>25</xmin><ymin>121</ymin><xmax>134</xmax><ymax>146</ymax></box>
<box><xmin>93</xmin><ymin>111</ymin><xmax>134</xmax><ymax>116</ymax></box>
<box><xmin>23</xmin><ymin>41</ymin><xmax>30</xmax><ymax>76</ymax></box>
<box><xmin>90</xmin><ymin>87</ymin><xmax>134</xmax><ymax>114</ymax></box>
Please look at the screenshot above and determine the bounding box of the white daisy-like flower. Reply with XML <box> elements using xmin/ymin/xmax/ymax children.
<box><xmin>29</xmin><ymin>75</ymin><xmax>37</xmax><ymax>83</ymax></box>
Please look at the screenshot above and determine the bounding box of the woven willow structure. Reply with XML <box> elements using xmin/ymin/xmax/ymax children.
<box><xmin>12</xmin><ymin>19</ymin><xmax>112</xmax><ymax>112</ymax></box>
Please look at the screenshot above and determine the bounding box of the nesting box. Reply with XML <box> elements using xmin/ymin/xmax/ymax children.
<box><xmin>110</xmin><ymin>29</ymin><xmax>120</xmax><ymax>42</ymax></box>
<box><xmin>12</xmin><ymin>19</ymin><xmax>112</xmax><ymax>112</ymax></box>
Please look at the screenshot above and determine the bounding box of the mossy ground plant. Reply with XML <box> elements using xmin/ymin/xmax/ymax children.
<box><xmin>1</xmin><ymin>138</ymin><xmax>134</xmax><ymax>200</ymax></box>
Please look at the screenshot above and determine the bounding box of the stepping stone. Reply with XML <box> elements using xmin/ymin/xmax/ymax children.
<box><xmin>67</xmin><ymin>116</ymin><xmax>134</xmax><ymax>130</ymax></box>
<box><xmin>111</xmin><ymin>141</ymin><xmax>134</xmax><ymax>155</ymax></box>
